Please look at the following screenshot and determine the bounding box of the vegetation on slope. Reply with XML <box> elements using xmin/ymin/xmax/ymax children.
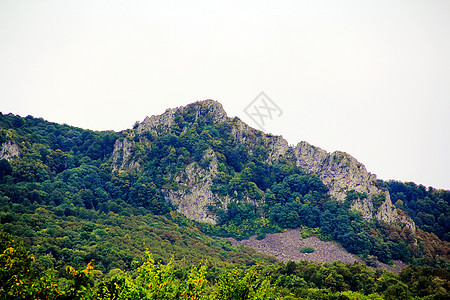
<box><xmin>0</xmin><ymin>108</ymin><xmax>449</xmax><ymax>298</ymax></box>
<box><xmin>383</xmin><ymin>180</ymin><xmax>450</xmax><ymax>241</ymax></box>
<box><xmin>1</xmin><ymin>228</ymin><xmax>449</xmax><ymax>299</ymax></box>
<box><xmin>0</xmin><ymin>113</ymin><xmax>275</xmax><ymax>274</ymax></box>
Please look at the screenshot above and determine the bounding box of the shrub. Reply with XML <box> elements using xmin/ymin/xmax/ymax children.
<box><xmin>299</xmin><ymin>247</ymin><xmax>314</xmax><ymax>253</ymax></box>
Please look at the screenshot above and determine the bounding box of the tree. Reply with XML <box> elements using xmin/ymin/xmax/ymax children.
<box><xmin>0</xmin><ymin>228</ymin><xmax>66</xmax><ymax>299</ymax></box>
<box><xmin>46</xmin><ymin>149</ymin><xmax>68</xmax><ymax>173</ymax></box>
<box><xmin>0</xmin><ymin>159</ymin><xmax>12</xmax><ymax>181</ymax></box>
<box><xmin>214</xmin><ymin>266</ymin><xmax>281</xmax><ymax>300</ymax></box>
<box><xmin>384</xmin><ymin>282</ymin><xmax>411</xmax><ymax>300</ymax></box>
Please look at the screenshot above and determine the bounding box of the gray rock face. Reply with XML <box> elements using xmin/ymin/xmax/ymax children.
<box><xmin>266</xmin><ymin>135</ymin><xmax>290</xmax><ymax>162</ymax></box>
<box><xmin>111</xmin><ymin>138</ymin><xmax>140</xmax><ymax>172</ymax></box>
<box><xmin>166</xmin><ymin>149</ymin><xmax>230</xmax><ymax>224</ymax></box>
<box><xmin>137</xmin><ymin>100</ymin><xmax>228</xmax><ymax>136</ymax></box>
<box><xmin>229</xmin><ymin>118</ymin><xmax>290</xmax><ymax>163</ymax></box>
<box><xmin>112</xmin><ymin>100</ymin><xmax>228</xmax><ymax>173</ymax></box>
<box><xmin>0</xmin><ymin>141</ymin><xmax>20</xmax><ymax>161</ymax></box>
<box><xmin>137</xmin><ymin>109</ymin><xmax>175</xmax><ymax>136</ymax></box>
<box><xmin>293</xmin><ymin>141</ymin><xmax>328</xmax><ymax>174</ymax></box>
<box><xmin>294</xmin><ymin>141</ymin><xmax>379</xmax><ymax>201</ymax></box>
<box><xmin>292</xmin><ymin>141</ymin><xmax>415</xmax><ymax>232</ymax></box>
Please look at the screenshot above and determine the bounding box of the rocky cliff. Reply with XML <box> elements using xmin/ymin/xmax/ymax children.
<box><xmin>111</xmin><ymin>138</ymin><xmax>139</xmax><ymax>172</ymax></box>
<box><xmin>111</xmin><ymin>100</ymin><xmax>415</xmax><ymax>231</ymax></box>
<box><xmin>0</xmin><ymin>141</ymin><xmax>20</xmax><ymax>162</ymax></box>
<box><xmin>293</xmin><ymin>141</ymin><xmax>415</xmax><ymax>232</ymax></box>
<box><xmin>111</xmin><ymin>100</ymin><xmax>232</xmax><ymax>222</ymax></box>
<box><xmin>136</xmin><ymin>100</ymin><xmax>228</xmax><ymax>137</ymax></box>
<box><xmin>166</xmin><ymin>148</ymin><xmax>231</xmax><ymax>224</ymax></box>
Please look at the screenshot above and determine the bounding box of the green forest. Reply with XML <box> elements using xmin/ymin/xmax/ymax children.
<box><xmin>1</xmin><ymin>228</ymin><xmax>449</xmax><ymax>299</ymax></box>
<box><xmin>0</xmin><ymin>106</ymin><xmax>449</xmax><ymax>299</ymax></box>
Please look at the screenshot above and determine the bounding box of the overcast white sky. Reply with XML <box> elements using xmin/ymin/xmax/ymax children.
<box><xmin>1</xmin><ymin>0</ymin><xmax>449</xmax><ymax>190</ymax></box>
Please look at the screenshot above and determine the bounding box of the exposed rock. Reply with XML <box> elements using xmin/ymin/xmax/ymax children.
<box><xmin>165</xmin><ymin>149</ymin><xmax>230</xmax><ymax>224</ymax></box>
<box><xmin>137</xmin><ymin>100</ymin><xmax>228</xmax><ymax>136</ymax></box>
<box><xmin>0</xmin><ymin>141</ymin><xmax>20</xmax><ymax>161</ymax></box>
<box><xmin>292</xmin><ymin>141</ymin><xmax>415</xmax><ymax>232</ymax></box>
<box><xmin>225</xmin><ymin>229</ymin><xmax>364</xmax><ymax>265</ymax></box>
<box><xmin>294</xmin><ymin>142</ymin><xmax>379</xmax><ymax>201</ymax></box>
<box><xmin>137</xmin><ymin>108</ymin><xmax>175</xmax><ymax>136</ymax></box>
<box><xmin>230</xmin><ymin>119</ymin><xmax>248</xmax><ymax>145</ymax></box>
<box><xmin>196</xmin><ymin>100</ymin><xmax>228</xmax><ymax>124</ymax></box>
<box><xmin>229</xmin><ymin>118</ymin><xmax>290</xmax><ymax>163</ymax></box>
<box><xmin>111</xmin><ymin>138</ymin><xmax>140</xmax><ymax>172</ymax></box>
<box><xmin>225</xmin><ymin>229</ymin><xmax>407</xmax><ymax>272</ymax></box>
<box><xmin>293</xmin><ymin>141</ymin><xmax>328</xmax><ymax>174</ymax></box>
<box><xmin>351</xmin><ymin>197</ymin><xmax>374</xmax><ymax>220</ymax></box>
<box><xmin>375</xmin><ymin>191</ymin><xmax>398</xmax><ymax>223</ymax></box>
<box><xmin>266</xmin><ymin>135</ymin><xmax>290</xmax><ymax>162</ymax></box>
<box><xmin>112</xmin><ymin>100</ymin><xmax>228</xmax><ymax>173</ymax></box>
<box><xmin>394</xmin><ymin>209</ymin><xmax>417</xmax><ymax>233</ymax></box>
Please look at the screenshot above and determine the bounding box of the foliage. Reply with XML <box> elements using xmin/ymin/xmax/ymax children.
<box><xmin>1</xmin><ymin>215</ymin><xmax>449</xmax><ymax>299</ymax></box>
<box><xmin>0</xmin><ymin>113</ymin><xmax>277</xmax><ymax>275</ymax></box>
<box><xmin>1</xmin><ymin>226</ymin><xmax>283</xmax><ymax>299</ymax></box>
<box><xmin>213</xmin><ymin>266</ymin><xmax>282</xmax><ymax>300</ymax></box>
<box><xmin>299</xmin><ymin>247</ymin><xmax>315</xmax><ymax>254</ymax></box>
<box><xmin>270</xmin><ymin>260</ymin><xmax>449</xmax><ymax>299</ymax></box>
<box><xmin>0</xmin><ymin>228</ymin><xmax>94</xmax><ymax>299</ymax></box>
<box><xmin>383</xmin><ymin>180</ymin><xmax>450</xmax><ymax>241</ymax></box>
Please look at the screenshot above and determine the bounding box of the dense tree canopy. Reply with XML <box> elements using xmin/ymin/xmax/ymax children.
<box><xmin>382</xmin><ymin>180</ymin><xmax>450</xmax><ymax>241</ymax></box>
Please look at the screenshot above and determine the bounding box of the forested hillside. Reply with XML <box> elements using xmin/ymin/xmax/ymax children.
<box><xmin>0</xmin><ymin>101</ymin><xmax>449</xmax><ymax>299</ymax></box>
<box><xmin>1</xmin><ymin>227</ymin><xmax>449</xmax><ymax>299</ymax></box>
<box><xmin>383</xmin><ymin>180</ymin><xmax>450</xmax><ymax>241</ymax></box>
<box><xmin>0</xmin><ymin>112</ymin><xmax>275</xmax><ymax>273</ymax></box>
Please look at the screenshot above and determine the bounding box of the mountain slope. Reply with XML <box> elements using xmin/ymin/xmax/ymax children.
<box><xmin>0</xmin><ymin>102</ymin><xmax>448</xmax><ymax>270</ymax></box>
<box><xmin>112</xmin><ymin>100</ymin><xmax>414</xmax><ymax>230</ymax></box>
<box><xmin>106</xmin><ymin>100</ymin><xmax>450</xmax><ymax>266</ymax></box>
<box><xmin>0</xmin><ymin>112</ymin><xmax>277</xmax><ymax>275</ymax></box>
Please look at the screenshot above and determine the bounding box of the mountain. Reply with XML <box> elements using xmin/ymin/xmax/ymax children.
<box><xmin>0</xmin><ymin>102</ymin><xmax>449</xmax><ymax>298</ymax></box>
<box><xmin>99</xmin><ymin>100</ymin><xmax>448</xmax><ymax>265</ymax></box>
<box><xmin>112</xmin><ymin>100</ymin><xmax>414</xmax><ymax>230</ymax></box>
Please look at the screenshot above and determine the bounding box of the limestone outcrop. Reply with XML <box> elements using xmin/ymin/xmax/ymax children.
<box><xmin>293</xmin><ymin>141</ymin><xmax>415</xmax><ymax>232</ymax></box>
<box><xmin>0</xmin><ymin>141</ymin><xmax>20</xmax><ymax>161</ymax></box>
<box><xmin>137</xmin><ymin>100</ymin><xmax>228</xmax><ymax>136</ymax></box>
<box><xmin>111</xmin><ymin>138</ymin><xmax>140</xmax><ymax>172</ymax></box>
<box><xmin>165</xmin><ymin>149</ymin><xmax>230</xmax><ymax>224</ymax></box>
<box><xmin>111</xmin><ymin>100</ymin><xmax>227</xmax><ymax>172</ymax></box>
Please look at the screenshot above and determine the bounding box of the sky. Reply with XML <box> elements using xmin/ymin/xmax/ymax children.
<box><xmin>1</xmin><ymin>0</ymin><xmax>449</xmax><ymax>190</ymax></box>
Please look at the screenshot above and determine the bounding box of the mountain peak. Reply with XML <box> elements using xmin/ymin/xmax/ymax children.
<box><xmin>113</xmin><ymin>100</ymin><xmax>416</xmax><ymax>232</ymax></box>
<box><xmin>137</xmin><ymin>99</ymin><xmax>228</xmax><ymax>135</ymax></box>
